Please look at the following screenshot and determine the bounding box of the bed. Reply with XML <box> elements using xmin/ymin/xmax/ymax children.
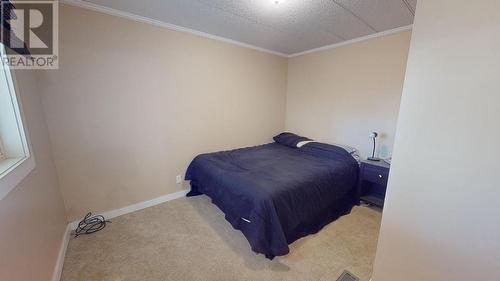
<box><xmin>185</xmin><ymin>133</ymin><xmax>360</xmax><ymax>259</ymax></box>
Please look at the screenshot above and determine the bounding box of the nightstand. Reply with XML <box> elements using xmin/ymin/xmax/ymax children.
<box><xmin>357</xmin><ymin>160</ymin><xmax>390</xmax><ymax>208</ymax></box>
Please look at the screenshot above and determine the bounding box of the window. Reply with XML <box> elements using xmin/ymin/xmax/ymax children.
<box><xmin>0</xmin><ymin>43</ymin><xmax>34</xmax><ymax>200</ymax></box>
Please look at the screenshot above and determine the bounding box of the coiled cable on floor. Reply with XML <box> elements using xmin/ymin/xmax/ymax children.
<box><xmin>74</xmin><ymin>212</ymin><xmax>110</xmax><ymax>237</ymax></box>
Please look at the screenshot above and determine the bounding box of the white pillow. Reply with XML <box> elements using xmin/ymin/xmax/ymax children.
<box><xmin>335</xmin><ymin>144</ymin><xmax>361</xmax><ymax>164</ymax></box>
<box><xmin>297</xmin><ymin>141</ymin><xmax>361</xmax><ymax>164</ymax></box>
<box><xmin>334</xmin><ymin>143</ymin><xmax>357</xmax><ymax>154</ymax></box>
<box><xmin>296</xmin><ymin>140</ymin><xmax>316</xmax><ymax>148</ymax></box>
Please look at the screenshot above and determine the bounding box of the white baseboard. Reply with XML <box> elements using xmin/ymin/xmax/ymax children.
<box><xmin>52</xmin><ymin>224</ymin><xmax>71</xmax><ymax>281</ymax></box>
<box><xmin>69</xmin><ymin>189</ymin><xmax>188</xmax><ymax>229</ymax></box>
<box><xmin>53</xmin><ymin>190</ymin><xmax>188</xmax><ymax>281</ymax></box>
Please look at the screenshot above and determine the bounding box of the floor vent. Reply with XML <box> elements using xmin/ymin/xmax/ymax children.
<box><xmin>336</xmin><ymin>270</ymin><xmax>360</xmax><ymax>281</ymax></box>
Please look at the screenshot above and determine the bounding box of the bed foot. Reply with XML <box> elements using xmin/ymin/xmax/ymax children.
<box><xmin>186</xmin><ymin>190</ymin><xmax>203</xmax><ymax>197</ymax></box>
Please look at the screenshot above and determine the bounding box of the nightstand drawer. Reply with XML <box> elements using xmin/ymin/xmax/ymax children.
<box><xmin>363</xmin><ymin>165</ymin><xmax>389</xmax><ymax>186</ymax></box>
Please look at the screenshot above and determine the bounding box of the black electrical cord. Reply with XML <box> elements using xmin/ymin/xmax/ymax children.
<box><xmin>74</xmin><ymin>212</ymin><xmax>110</xmax><ymax>237</ymax></box>
<box><xmin>372</xmin><ymin>137</ymin><xmax>376</xmax><ymax>159</ymax></box>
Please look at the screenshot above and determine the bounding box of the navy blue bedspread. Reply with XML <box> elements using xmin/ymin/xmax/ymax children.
<box><xmin>185</xmin><ymin>143</ymin><xmax>359</xmax><ymax>259</ymax></box>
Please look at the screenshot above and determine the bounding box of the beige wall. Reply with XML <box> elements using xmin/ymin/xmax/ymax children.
<box><xmin>0</xmin><ymin>71</ymin><xmax>67</xmax><ymax>281</ymax></box>
<box><xmin>372</xmin><ymin>0</ymin><xmax>500</xmax><ymax>280</ymax></box>
<box><xmin>286</xmin><ymin>31</ymin><xmax>411</xmax><ymax>158</ymax></box>
<box><xmin>38</xmin><ymin>5</ymin><xmax>288</xmax><ymax>221</ymax></box>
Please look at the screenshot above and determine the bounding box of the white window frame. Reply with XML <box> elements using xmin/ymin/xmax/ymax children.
<box><xmin>0</xmin><ymin>44</ymin><xmax>35</xmax><ymax>200</ymax></box>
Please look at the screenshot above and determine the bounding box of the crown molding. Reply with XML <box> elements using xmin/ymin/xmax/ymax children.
<box><xmin>59</xmin><ymin>0</ymin><xmax>412</xmax><ymax>59</ymax></box>
<box><xmin>288</xmin><ymin>25</ymin><xmax>413</xmax><ymax>58</ymax></box>
<box><xmin>59</xmin><ymin>0</ymin><xmax>289</xmax><ymax>58</ymax></box>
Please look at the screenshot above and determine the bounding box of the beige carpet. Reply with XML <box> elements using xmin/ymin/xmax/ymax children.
<box><xmin>61</xmin><ymin>196</ymin><xmax>381</xmax><ymax>281</ymax></box>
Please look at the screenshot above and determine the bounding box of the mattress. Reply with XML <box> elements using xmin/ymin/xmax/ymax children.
<box><xmin>185</xmin><ymin>142</ymin><xmax>359</xmax><ymax>258</ymax></box>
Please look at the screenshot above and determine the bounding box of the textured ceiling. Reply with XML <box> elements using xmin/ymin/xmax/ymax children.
<box><xmin>80</xmin><ymin>0</ymin><xmax>416</xmax><ymax>56</ymax></box>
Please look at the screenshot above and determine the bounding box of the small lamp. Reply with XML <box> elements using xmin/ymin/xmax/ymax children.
<box><xmin>368</xmin><ymin>132</ymin><xmax>380</xmax><ymax>161</ymax></box>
